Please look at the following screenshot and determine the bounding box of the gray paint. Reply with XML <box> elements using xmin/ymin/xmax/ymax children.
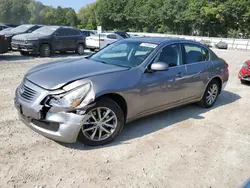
<box><xmin>14</xmin><ymin>38</ymin><xmax>229</xmax><ymax>143</ymax></box>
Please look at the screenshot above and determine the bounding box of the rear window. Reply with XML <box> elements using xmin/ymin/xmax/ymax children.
<box><xmin>184</xmin><ymin>44</ymin><xmax>210</xmax><ymax>64</ymax></box>
<box><xmin>107</xmin><ymin>34</ymin><xmax>117</xmax><ymax>39</ymax></box>
<box><xmin>67</xmin><ymin>29</ymin><xmax>80</xmax><ymax>36</ymax></box>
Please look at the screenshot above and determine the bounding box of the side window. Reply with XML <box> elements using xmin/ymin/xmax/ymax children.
<box><xmin>29</xmin><ymin>26</ymin><xmax>40</xmax><ymax>32</ymax></box>
<box><xmin>68</xmin><ymin>29</ymin><xmax>80</xmax><ymax>36</ymax></box>
<box><xmin>153</xmin><ymin>44</ymin><xmax>182</xmax><ymax>67</ymax></box>
<box><xmin>107</xmin><ymin>34</ymin><xmax>117</xmax><ymax>39</ymax></box>
<box><xmin>57</xmin><ymin>29</ymin><xmax>67</xmax><ymax>37</ymax></box>
<box><xmin>81</xmin><ymin>31</ymin><xmax>90</xmax><ymax>37</ymax></box>
<box><xmin>184</xmin><ymin>44</ymin><xmax>210</xmax><ymax>64</ymax></box>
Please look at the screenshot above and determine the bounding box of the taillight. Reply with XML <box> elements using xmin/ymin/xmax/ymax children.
<box><xmin>226</xmin><ymin>63</ymin><xmax>229</xmax><ymax>69</ymax></box>
<box><xmin>1</xmin><ymin>35</ymin><xmax>6</xmax><ymax>40</ymax></box>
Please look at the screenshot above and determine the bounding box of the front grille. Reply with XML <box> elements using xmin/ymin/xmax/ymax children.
<box><xmin>19</xmin><ymin>83</ymin><xmax>39</xmax><ymax>102</ymax></box>
<box><xmin>12</xmin><ymin>39</ymin><xmax>26</xmax><ymax>44</ymax></box>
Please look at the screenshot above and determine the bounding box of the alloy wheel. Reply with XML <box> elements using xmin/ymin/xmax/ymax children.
<box><xmin>78</xmin><ymin>45</ymin><xmax>84</xmax><ymax>55</ymax></box>
<box><xmin>206</xmin><ymin>84</ymin><xmax>218</xmax><ymax>105</ymax></box>
<box><xmin>81</xmin><ymin>107</ymin><xmax>118</xmax><ymax>141</ymax></box>
<box><xmin>44</xmin><ymin>46</ymin><xmax>50</xmax><ymax>57</ymax></box>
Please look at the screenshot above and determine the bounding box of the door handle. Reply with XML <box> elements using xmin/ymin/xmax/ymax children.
<box><xmin>176</xmin><ymin>72</ymin><xmax>184</xmax><ymax>78</ymax></box>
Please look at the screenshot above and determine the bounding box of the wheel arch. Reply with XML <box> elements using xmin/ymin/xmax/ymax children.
<box><xmin>204</xmin><ymin>76</ymin><xmax>223</xmax><ymax>95</ymax></box>
<box><xmin>95</xmin><ymin>93</ymin><xmax>128</xmax><ymax>121</ymax></box>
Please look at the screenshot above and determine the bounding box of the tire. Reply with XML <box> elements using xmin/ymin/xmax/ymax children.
<box><xmin>241</xmin><ymin>80</ymin><xmax>248</xmax><ymax>84</ymax></box>
<box><xmin>198</xmin><ymin>79</ymin><xmax>220</xmax><ymax>108</ymax></box>
<box><xmin>76</xmin><ymin>44</ymin><xmax>85</xmax><ymax>55</ymax></box>
<box><xmin>20</xmin><ymin>51</ymin><xmax>29</xmax><ymax>56</ymax></box>
<box><xmin>78</xmin><ymin>98</ymin><xmax>125</xmax><ymax>146</ymax></box>
<box><xmin>40</xmin><ymin>44</ymin><xmax>51</xmax><ymax>57</ymax></box>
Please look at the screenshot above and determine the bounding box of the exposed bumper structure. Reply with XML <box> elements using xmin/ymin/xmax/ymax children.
<box><xmin>14</xmin><ymin>79</ymin><xmax>93</xmax><ymax>143</ymax></box>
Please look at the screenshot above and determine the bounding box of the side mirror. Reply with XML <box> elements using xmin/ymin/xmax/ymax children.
<box><xmin>149</xmin><ymin>62</ymin><xmax>169</xmax><ymax>72</ymax></box>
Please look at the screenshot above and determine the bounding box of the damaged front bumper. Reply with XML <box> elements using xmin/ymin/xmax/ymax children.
<box><xmin>14</xmin><ymin>79</ymin><xmax>94</xmax><ymax>143</ymax></box>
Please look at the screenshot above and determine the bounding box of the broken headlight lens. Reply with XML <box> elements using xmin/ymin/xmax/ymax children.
<box><xmin>49</xmin><ymin>83</ymin><xmax>91</xmax><ymax>108</ymax></box>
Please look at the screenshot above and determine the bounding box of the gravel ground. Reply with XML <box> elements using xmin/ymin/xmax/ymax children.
<box><xmin>0</xmin><ymin>50</ymin><xmax>249</xmax><ymax>188</ymax></box>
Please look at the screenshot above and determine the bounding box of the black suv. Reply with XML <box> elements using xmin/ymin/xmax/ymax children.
<box><xmin>4</xmin><ymin>24</ymin><xmax>42</xmax><ymax>49</ymax></box>
<box><xmin>11</xmin><ymin>26</ymin><xmax>86</xmax><ymax>57</ymax></box>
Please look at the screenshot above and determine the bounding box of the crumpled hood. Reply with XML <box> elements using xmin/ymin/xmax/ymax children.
<box><xmin>12</xmin><ymin>33</ymin><xmax>47</xmax><ymax>40</ymax></box>
<box><xmin>25</xmin><ymin>58</ymin><xmax>129</xmax><ymax>90</ymax></box>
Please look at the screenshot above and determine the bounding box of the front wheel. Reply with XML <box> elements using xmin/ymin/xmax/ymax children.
<box><xmin>78</xmin><ymin>98</ymin><xmax>124</xmax><ymax>146</ymax></box>
<box><xmin>76</xmin><ymin>44</ymin><xmax>85</xmax><ymax>55</ymax></box>
<box><xmin>40</xmin><ymin>44</ymin><xmax>51</xmax><ymax>57</ymax></box>
<box><xmin>198</xmin><ymin>79</ymin><xmax>220</xmax><ymax>108</ymax></box>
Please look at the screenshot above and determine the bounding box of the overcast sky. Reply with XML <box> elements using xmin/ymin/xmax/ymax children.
<box><xmin>37</xmin><ymin>0</ymin><xmax>96</xmax><ymax>12</ymax></box>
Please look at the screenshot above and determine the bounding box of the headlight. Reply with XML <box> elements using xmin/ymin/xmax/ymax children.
<box><xmin>49</xmin><ymin>83</ymin><xmax>91</xmax><ymax>108</ymax></box>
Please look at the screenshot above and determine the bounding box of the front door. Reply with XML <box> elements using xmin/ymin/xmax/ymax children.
<box><xmin>52</xmin><ymin>29</ymin><xmax>66</xmax><ymax>51</ymax></box>
<box><xmin>135</xmin><ymin>43</ymin><xmax>187</xmax><ymax>116</ymax></box>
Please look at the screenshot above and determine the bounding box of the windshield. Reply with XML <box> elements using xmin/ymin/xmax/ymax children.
<box><xmin>10</xmin><ymin>25</ymin><xmax>33</xmax><ymax>33</ymax></box>
<box><xmin>33</xmin><ymin>27</ymin><xmax>57</xmax><ymax>35</ymax></box>
<box><xmin>89</xmin><ymin>40</ymin><xmax>158</xmax><ymax>68</ymax></box>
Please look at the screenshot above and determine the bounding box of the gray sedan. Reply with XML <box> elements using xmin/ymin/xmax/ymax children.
<box><xmin>14</xmin><ymin>37</ymin><xmax>229</xmax><ymax>146</ymax></box>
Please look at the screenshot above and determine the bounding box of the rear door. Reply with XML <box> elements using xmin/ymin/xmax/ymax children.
<box><xmin>182</xmin><ymin>43</ymin><xmax>212</xmax><ymax>101</ymax></box>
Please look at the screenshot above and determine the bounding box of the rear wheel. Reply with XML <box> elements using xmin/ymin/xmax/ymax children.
<box><xmin>198</xmin><ymin>79</ymin><xmax>220</xmax><ymax>108</ymax></box>
<box><xmin>76</xmin><ymin>44</ymin><xmax>85</xmax><ymax>55</ymax></box>
<box><xmin>40</xmin><ymin>44</ymin><xmax>51</xmax><ymax>57</ymax></box>
<box><xmin>20</xmin><ymin>51</ymin><xmax>29</xmax><ymax>56</ymax></box>
<box><xmin>78</xmin><ymin>98</ymin><xmax>124</xmax><ymax>146</ymax></box>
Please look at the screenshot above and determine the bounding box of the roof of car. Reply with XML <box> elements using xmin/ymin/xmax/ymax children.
<box><xmin>40</xmin><ymin>25</ymin><xmax>77</xmax><ymax>30</ymax></box>
<box><xmin>124</xmin><ymin>37</ymin><xmax>183</xmax><ymax>44</ymax></box>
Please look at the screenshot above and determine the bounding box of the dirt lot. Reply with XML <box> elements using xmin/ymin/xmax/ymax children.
<box><xmin>0</xmin><ymin>50</ymin><xmax>249</xmax><ymax>188</ymax></box>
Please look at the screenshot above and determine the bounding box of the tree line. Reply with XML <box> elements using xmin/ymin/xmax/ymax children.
<box><xmin>0</xmin><ymin>0</ymin><xmax>250</xmax><ymax>38</ymax></box>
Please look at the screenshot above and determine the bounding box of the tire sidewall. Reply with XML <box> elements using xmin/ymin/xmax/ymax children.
<box><xmin>78</xmin><ymin>98</ymin><xmax>124</xmax><ymax>146</ymax></box>
<box><xmin>40</xmin><ymin>44</ymin><xmax>51</xmax><ymax>57</ymax></box>
<box><xmin>201</xmin><ymin>79</ymin><xmax>220</xmax><ymax>108</ymax></box>
<box><xmin>77</xmin><ymin>44</ymin><xmax>84</xmax><ymax>55</ymax></box>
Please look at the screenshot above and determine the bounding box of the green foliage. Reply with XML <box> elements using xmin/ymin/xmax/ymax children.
<box><xmin>0</xmin><ymin>0</ymin><xmax>249</xmax><ymax>38</ymax></box>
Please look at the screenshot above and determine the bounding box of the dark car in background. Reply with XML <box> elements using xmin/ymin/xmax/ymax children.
<box><xmin>4</xmin><ymin>24</ymin><xmax>42</xmax><ymax>49</ymax></box>
<box><xmin>0</xmin><ymin>27</ymin><xmax>13</xmax><ymax>34</ymax></box>
<box><xmin>0</xmin><ymin>34</ymin><xmax>9</xmax><ymax>54</ymax></box>
<box><xmin>11</xmin><ymin>26</ymin><xmax>86</xmax><ymax>57</ymax></box>
<box><xmin>0</xmin><ymin>24</ymin><xmax>9</xmax><ymax>31</ymax></box>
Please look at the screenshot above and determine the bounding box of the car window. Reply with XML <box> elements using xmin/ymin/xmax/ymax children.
<box><xmin>68</xmin><ymin>29</ymin><xmax>80</xmax><ymax>36</ymax></box>
<box><xmin>57</xmin><ymin>29</ymin><xmax>67</xmax><ymax>37</ymax></box>
<box><xmin>184</xmin><ymin>44</ymin><xmax>209</xmax><ymax>64</ymax></box>
<box><xmin>81</xmin><ymin>31</ymin><xmax>90</xmax><ymax>37</ymax></box>
<box><xmin>153</xmin><ymin>44</ymin><xmax>182</xmax><ymax>67</ymax></box>
<box><xmin>107</xmin><ymin>34</ymin><xmax>117</xmax><ymax>39</ymax></box>
<box><xmin>90</xmin><ymin>41</ymin><xmax>158</xmax><ymax>68</ymax></box>
<box><xmin>28</xmin><ymin>26</ymin><xmax>40</xmax><ymax>32</ymax></box>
